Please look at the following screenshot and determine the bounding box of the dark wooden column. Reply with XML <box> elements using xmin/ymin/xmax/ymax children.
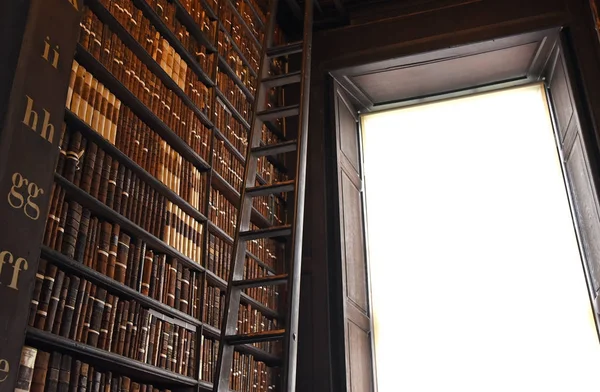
<box><xmin>0</xmin><ymin>1</ymin><xmax>82</xmax><ymax>389</ymax></box>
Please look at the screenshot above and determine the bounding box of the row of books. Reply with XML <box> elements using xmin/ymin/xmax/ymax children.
<box><xmin>203</xmin><ymin>284</ymin><xmax>280</xmax><ymax>352</ymax></box>
<box><xmin>16</xmin><ymin>347</ymin><xmax>173</xmax><ymax>392</ymax></box>
<box><xmin>149</xmin><ymin>0</ymin><xmax>218</xmax><ymax>53</ymax></box>
<box><xmin>206</xmin><ymin>231</ymin><xmax>280</xmax><ymax>309</ymax></box>
<box><xmin>28</xmin><ymin>265</ymin><xmax>197</xmax><ymax>376</ymax></box>
<box><xmin>215</xmin><ymin>98</ymin><xmax>248</xmax><ymax>155</ymax></box>
<box><xmin>220</xmin><ymin>1</ymin><xmax>261</xmax><ymax>68</ymax></box>
<box><xmin>42</xmin><ymin>193</ymin><xmax>202</xmax><ymax>318</ymax></box>
<box><xmin>99</xmin><ymin>0</ymin><xmax>214</xmax><ymax>102</ymax></box>
<box><xmin>209</xmin><ymin>188</ymin><xmax>238</xmax><ymax>237</ymax></box>
<box><xmin>217</xmin><ymin>70</ymin><xmax>252</xmax><ymax>122</ymax></box>
<box><xmin>253</xmin><ymin>193</ymin><xmax>286</xmax><ymax>227</ymax></box>
<box><xmin>76</xmin><ymin>12</ymin><xmax>212</xmax><ymax>158</ymax></box>
<box><xmin>67</xmin><ymin>61</ymin><xmax>211</xmax><ymax>184</ymax></box>
<box><xmin>163</xmin><ymin>200</ymin><xmax>205</xmax><ymax>261</ymax></box>
<box><xmin>232</xmin><ymin>0</ymin><xmax>265</xmax><ymax>44</ymax></box>
<box><xmin>213</xmin><ymin>136</ymin><xmax>244</xmax><ymax>192</ymax></box>
<box><xmin>57</xmin><ymin>130</ymin><xmax>166</xmax><ymax>236</ymax></box>
<box><xmin>199</xmin><ymin>337</ymin><xmax>279</xmax><ymax>391</ymax></box>
<box><xmin>180</xmin><ymin>0</ymin><xmax>217</xmax><ymax>36</ymax></box>
<box><xmin>217</xmin><ymin>29</ymin><xmax>257</xmax><ymax>95</ymax></box>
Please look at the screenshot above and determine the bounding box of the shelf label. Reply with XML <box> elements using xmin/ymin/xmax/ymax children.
<box><xmin>0</xmin><ymin>0</ymin><xmax>83</xmax><ymax>390</ymax></box>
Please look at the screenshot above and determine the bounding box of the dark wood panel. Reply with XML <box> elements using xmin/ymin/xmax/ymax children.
<box><xmin>337</xmin><ymin>88</ymin><xmax>361</xmax><ymax>173</ymax></box>
<box><xmin>346</xmin><ymin>320</ymin><xmax>374</xmax><ymax>392</ymax></box>
<box><xmin>566</xmin><ymin>134</ymin><xmax>600</xmax><ymax>292</ymax></box>
<box><xmin>341</xmin><ymin>170</ymin><xmax>368</xmax><ymax>313</ymax></box>
<box><xmin>352</xmin><ymin>41</ymin><xmax>538</xmax><ymax>104</ymax></box>
<box><xmin>549</xmin><ymin>47</ymin><xmax>575</xmax><ymax>141</ymax></box>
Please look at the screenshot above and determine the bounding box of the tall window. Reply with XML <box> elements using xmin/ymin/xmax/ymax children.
<box><xmin>362</xmin><ymin>84</ymin><xmax>600</xmax><ymax>391</ymax></box>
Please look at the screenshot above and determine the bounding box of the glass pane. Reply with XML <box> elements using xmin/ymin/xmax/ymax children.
<box><xmin>362</xmin><ymin>84</ymin><xmax>600</xmax><ymax>392</ymax></box>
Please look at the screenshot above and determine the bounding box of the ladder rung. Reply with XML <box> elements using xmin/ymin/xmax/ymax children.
<box><xmin>267</xmin><ymin>41</ymin><xmax>302</xmax><ymax>57</ymax></box>
<box><xmin>246</xmin><ymin>180</ymin><xmax>295</xmax><ymax>197</ymax></box>
<box><xmin>232</xmin><ymin>274</ymin><xmax>289</xmax><ymax>289</ymax></box>
<box><xmin>225</xmin><ymin>330</ymin><xmax>286</xmax><ymax>345</ymax></box>
<box><xmin>251</xmin><ymin>140</ymin><xmax>297</xmax><ymax>157</ymax></box>
<box><xmin>263</xmin><ymin>71</ymin><xmax>301</xmax><ymax>87</ymax></box>
<box><xmin>258</xmin><ymin>104</ymin><xmax>299</xmax><ymax>121</ymax></box>
<box><xmin>240</xmin><ymin>225</ymin><xmax>292</xmax><ymax>241</ymax></box>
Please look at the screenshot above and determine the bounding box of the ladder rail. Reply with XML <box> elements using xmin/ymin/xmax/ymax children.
<box><xmin>212</xmin><ymin>0</ymin><xmax>280</xmax><ymax>390</ymax></box>
<box><xmin>212</xmin><ymin>0</ymin><xmax>312</xmax><ymax>389</ymax></box>
<box><xmin>281</xmin><ymin>0</ymin><xmax>312</xmax><ymax>390</ymax></box>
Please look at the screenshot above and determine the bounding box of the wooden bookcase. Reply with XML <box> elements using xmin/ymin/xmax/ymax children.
<box><xmin>1</xmin><ymin>0</ymin><xmax>291</xmax><ymax>391</ymax></box>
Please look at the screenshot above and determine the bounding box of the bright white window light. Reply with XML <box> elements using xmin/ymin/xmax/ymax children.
<box><xmin>361</xmin><ymin>84</ymin><xmax>600</xmax><ymax>392</ymax></box>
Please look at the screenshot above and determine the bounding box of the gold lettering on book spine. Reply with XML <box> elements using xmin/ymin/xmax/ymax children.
<box><xmin>42</xmin><ymin>36</ymin><xmax>60</xmax><ymax>69</ymax></box>
<box><xmin>8</xmin><ymin>172</ymin><xmax>44</xmax><ymax>221</ymax></box>
<box><xmin>0</xmin><ymin>251</ymin><xmax>29</xmax><ymax>291</ymax></box>
<box><xmin>0</xmin><ymin>359</ymin><xmax>9</xmax><ymax>382</ymax></box>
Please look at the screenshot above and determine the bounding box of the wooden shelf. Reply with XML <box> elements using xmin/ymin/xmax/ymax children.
<box><xmin>202</xmin><ymin>324</ymin><xmax>281</xmax><ymax>365</ymax></box>
<box><xmin>214</xmin><ymin>126</ymin><xmax>247</xmax><ymax>162</ymax></box>
<box><xmin>40</xmin><ymin>246</ymin><xmax>200</xmax><ymax>330</ymax></box>
<box><xmin>74</xmin><ymin>46</ymin><xmax>211</xmax><ymax>172</ymax></box>
<box><xmin>200</xmin><ymin>0</ymin><xmax>218</xmax><ymax>20</ymax></box>
<box><xmin>218</xmin><ymin>22</ymin><xmax>258</xmax><ymax>78</ymax></box>
<box><xmin>88</xmin><ymin>0</ymin><xmax>214</xmax><ymax>130</ymax></box>
<box><xmin>218</xmin><ymin>55</ymin><xmax>255</xmax><ymax>103</ymax></box>
<box><xmin>55</xmin><ymin>173</ymin><xmax>205</xmax><ymax>274</ymax></box>
<box><xmin>26</xmin><ymin>328</ymin><xmax>199</xmax><ymax>387</ymax></box>
<box><xmin>226</xmin><ymin>0</ymin><xmax>262</xmax><ymax>50</ymax></box>
<box><xmin>172</xmin><ymin>0</ymin><xmax>218</xmax><ymax>52</ymax></box>
<box><xmin>130</xmin><ymin>0</ymin><xmax>215</xmax><ymax>88</ymax></box>
<box><xmin>65</xmin><ymin>110</ymin><xmax>208</xmax><ymax>225</ymax></box>
<box><xmin>216</xmin><ymin>88</ymin><xmax>251</xmax><ymax>130</ymax></box>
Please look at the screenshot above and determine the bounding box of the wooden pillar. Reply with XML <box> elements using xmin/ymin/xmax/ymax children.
<box><xmin>0</xmin><ymin>1</ymin><xmax>82</xmax><ymax>389</ymax></box>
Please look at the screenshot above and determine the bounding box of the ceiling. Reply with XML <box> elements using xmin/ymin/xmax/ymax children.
<box><xmin>271</xmin><ymin>0</ymin><xmax>390</xmax><ymax>35</ymax></box>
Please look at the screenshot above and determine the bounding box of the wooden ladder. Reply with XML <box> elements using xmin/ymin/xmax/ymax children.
<box><xmin>212</xmin><ymin>0</ymin><xmax>313</xmax><ymax>390</ymax></box>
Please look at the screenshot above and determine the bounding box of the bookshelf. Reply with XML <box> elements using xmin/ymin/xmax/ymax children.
<box><xmin>9</xmin><ymin>0</ymin><xmax>293</xmax><ymax>391</ymax></box>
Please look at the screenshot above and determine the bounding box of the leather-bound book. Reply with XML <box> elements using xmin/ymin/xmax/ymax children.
<box><xmin>69</xmin><ymin>279</ymin><xmax>88</xmax><ymax>340</ymax></box>
<box><xmin>43</xmin><ymin>185</ymin><xmax>60</xmax><ymax>246</ymax></box>
<box><xmin>63</xmin><ymin>131</ymin><xmax>83</xmax><ymax>183</ymax></box>
<box><xmin>115</xmin><ymin>231</ymin><xmax>130</xmax><ymax>284</ymax></box>
<box><xmin>96</xmin><ymin>221</ymin><xmax>112</xmax><ymax>275</ymax></box>
<box><xmin>14</xmin><ymin>346</ymin><xmax>37</xmax><ymax>392</ymax></box>
<box><xmin>98</xmin><ymin>154</ymin><xmax>112</xmax><ymax>204</ymax></box>
<box><xmin>80</xmin><ymin>141</ymin><xmax>97</xmax><ymax>194</ymax></box>
<box><xmin>141</xmin><ymin>249</ymin><xmax>153</xmax><ymax>296</ymax></box>
<box><xmin>74</xmin><ymin>209</ymin><xmax>91</xmax><ymax>263</ymax></box>
<box><xmin>90</xmin><ymin>148</ymin><xmax>105</xmax><ymax>199</ymax></box>
<box><xmin>70</xmin><ymin>64</ymin><xmax>85</xmax><ymax>115</ymax></box>
<box><xmin>59</xmin><ymin>275</ymin><xmax>81</xmax><ymax>338</ymax></box>
<box><xmin>51</xmin><ymin>275</ymin><xmax>70</xmax><ymax>335</ymax></box>
<box><xmin>57</xmin><ymin>354</ymin><xmax>72</xmax><ymax>392</ymax></box>
<box><xmin>83</xmin><ymin>217</ymin><xmax>97</xmax><ymax>268</ymax></box>
<box><xmin>113</xmin><ymin>164</ymin><xmax>126</xmax><ymax>214</ymax></box>
<box><xmin>29</xmin><ymin>258</ymin><xmax>48</xmax><ymax>326</ymax></box>
<box><xmin>86</xmin><ymin>287</ymin><xmax>107</xmax><ymax>347</ymax></box>
<box><xmin>106</xmin><ymin>159</ymin><xmax>120</xmax><ymax>209</ymax></box>
<box><xmin>180</xmin><ymin>267</ymin><xmax>190</xmax><ymax>314</ymax></box>
<box><xmin>62</xmin><ymin>201</ymin><xmax>83</xmax><ymax>259</ymax></box>
<box><xmin>67</xmin><ymin>359</ymin><xmax>80</xmax><ymax>392</ymax></box>
<box><xmin>97</xmin><ymin>292</ymin><xmax>113</xmax><ymax>350</ymax></box>
<box><xmin>77</xmin><ymin>283</ymin><xmax>95</xmax><ymax>342</ymax></box>
<box><xmin>43</xmin><ymin>266</ymin><xmax>65</xmax><ymax>332</ymax></box>
<box><xmin>72</xmin><ymin>137</ymin><xmax>87</xmax><ymax>188</ymax></box>
<box><xmin>45</xmin><ymin>352</ymin><xmax>62</xmax><ymax>392</ymax></box>
<box><xmin>78</xmin><ymin>363</ymin><xmax>89</xmax><ymax>392</ymax></box>
<box><xmin>120</xmin><ymin>169</ymin><xmax>132</xmax><ymax>217</ymax></box>
<box><xmin>104</xmin><ymin>295</ymin><xmax>120</xmax><ymax>351</ymax></box>
<box><xmin>30</xmin><ymin>350</ymin><xmax>50</xmax><ymax>392</ymax></box>
<box><xmin>106</xmin><ymin>223</ymin><xmax>120</xmax><ymax>279</ymax></box>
